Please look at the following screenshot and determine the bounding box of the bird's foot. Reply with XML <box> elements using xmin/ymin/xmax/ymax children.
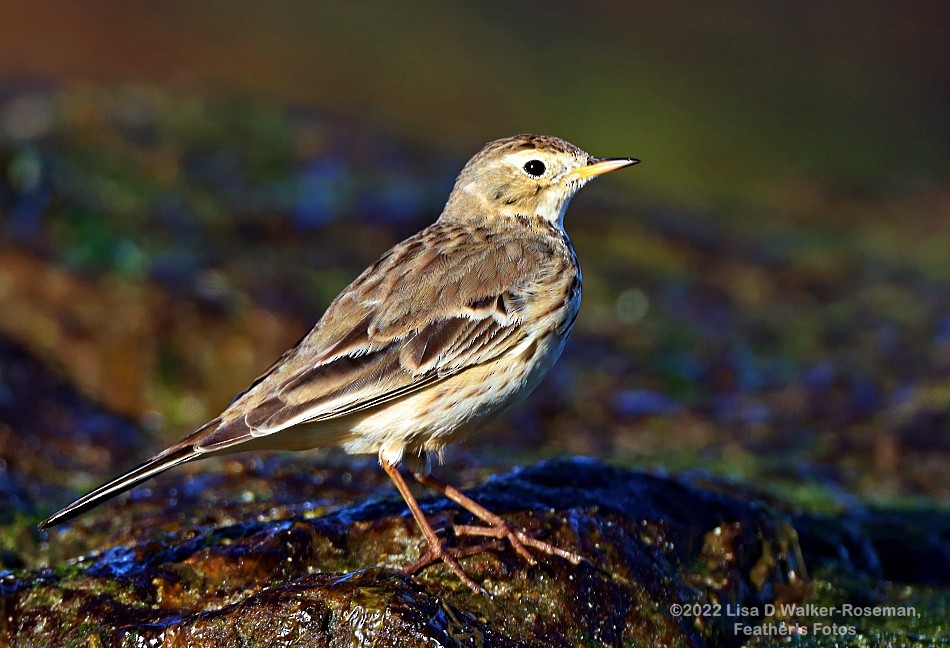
<box><xmin>403</xmin><ymin>537</ymin><xmax>502</xmax><ymax>594</ymax></box>
<box><xmin>412</xmin><ymin>471</ymin><xmax>585</xmax><ymax>568</ymax></box>
<box><xmin>454</xmin><ymin>521</ymin><xmax>585</xmax><ymax>565</ymax></box>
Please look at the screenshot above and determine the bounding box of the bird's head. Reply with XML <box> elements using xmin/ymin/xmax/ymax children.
<box><xmin>444</xmin><ymin>134</ymin><xmax>638</xmax><ymax>227</ymax></box>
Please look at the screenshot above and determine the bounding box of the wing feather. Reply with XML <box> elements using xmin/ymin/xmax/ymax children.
<box><xmin>195</xmin><ymin>222</ymin><xmax>566</xmax><ymax>453</ymax></box>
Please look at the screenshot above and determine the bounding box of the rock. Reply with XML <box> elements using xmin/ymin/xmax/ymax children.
<box><xmin>2</xmin><ymin>456</ymin><xmax>809</xmax><ymax>646</ymax></box>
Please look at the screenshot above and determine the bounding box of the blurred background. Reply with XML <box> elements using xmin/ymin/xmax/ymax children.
<box><xmin>0</xmin><ymin>1</ymin><xmax>947</xmax><ymax>511</ymax></box>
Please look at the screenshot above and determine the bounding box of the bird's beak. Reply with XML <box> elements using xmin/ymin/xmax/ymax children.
<box><xmin>568</xmin><ymin>157</ymin><xmax>640</xmax><ymax>180</ymax></box>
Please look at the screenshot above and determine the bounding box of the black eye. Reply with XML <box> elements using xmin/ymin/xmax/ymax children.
<box><xmin>523</xmin><ymin>159</ymin><xmax>546</xmax><ymax>177</ymax></box>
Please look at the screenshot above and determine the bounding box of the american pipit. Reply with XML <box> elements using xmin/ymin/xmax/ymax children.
<box><xmin>42</xmin><ymin>134</ymin><xmax>637</xmax><ymax>590</ymax></box>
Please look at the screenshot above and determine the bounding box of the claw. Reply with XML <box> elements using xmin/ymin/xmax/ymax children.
<box><xmin>454</xmin><ymin>521</ymin><xmax>584</xmax><ymax>565</ymax></box>
<box><xmin>403</xmin><ymin>540</ymin><xmax>502</xmax><ymax>594</ymax></box>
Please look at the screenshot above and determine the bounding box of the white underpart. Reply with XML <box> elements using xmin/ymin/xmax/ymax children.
<box><xmin>361</xmin><ymin>327</ymin><xmax>570</xmax><ymax>466</ymax></box>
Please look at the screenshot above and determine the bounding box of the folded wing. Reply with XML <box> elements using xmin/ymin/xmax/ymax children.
<box><xmin>196</xmin><ymin>224</ymin><xmax>556</xmax><ymax>452</ymax></box>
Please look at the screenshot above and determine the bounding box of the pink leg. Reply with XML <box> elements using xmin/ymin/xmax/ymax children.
<box><xmin>380</xmin><ymin>458</ymin><xmax>491</xmax><ymax>593</ymax></box>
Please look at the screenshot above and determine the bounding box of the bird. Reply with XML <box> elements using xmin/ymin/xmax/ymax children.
<box><xmin>41</xmin><ymin>134</ymin><xmax>638</xmax><ymax>591</ymax></box>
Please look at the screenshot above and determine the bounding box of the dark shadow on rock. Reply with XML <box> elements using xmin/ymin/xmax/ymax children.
<box><xmin>792</xmin><ymin>508</ymin><xmax>950</xmax><ymax>587</ymax></box>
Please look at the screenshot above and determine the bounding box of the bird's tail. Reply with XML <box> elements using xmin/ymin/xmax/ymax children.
<box><xmin>39</xmin><ymin>426</ymin><xmax>213</xmax><ymax>529</ymax></box>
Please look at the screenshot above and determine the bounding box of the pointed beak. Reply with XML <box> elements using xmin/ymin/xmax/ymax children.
<box><xmin>568</xmin><ymin>157</ymin><xmax>640</xmax><ymax>180</ymax></box>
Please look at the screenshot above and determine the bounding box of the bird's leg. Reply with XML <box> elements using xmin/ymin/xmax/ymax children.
<box><xmin>412</xmin><ymin>471</ymin><xmax>584</xmax><ymax>565</ymax></box>
<box><xmin>380</xmin><ymin>458</ymin><xmax>490</xmax><ymax>593</ymax></box>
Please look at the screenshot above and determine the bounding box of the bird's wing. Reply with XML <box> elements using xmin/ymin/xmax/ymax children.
<box><xmin>195</xmin><ymin>223</ymin><xmax>566</xmax><ymax>452</ymax></box>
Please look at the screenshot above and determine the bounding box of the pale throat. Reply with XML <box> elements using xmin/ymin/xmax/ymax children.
<box><xmin>544</xmin><ymin>191</ymin><xmax>575</xmax><ymax>228</ymax></box>
<box><xmin>459</xmin><ymin>182</ymin><xmax>576</xmax><ymax>229</ymax></box>
<box><xmin>524</xmin><ymin>185</ymin><xmax>577</xmax><ymax>228</ymax></box>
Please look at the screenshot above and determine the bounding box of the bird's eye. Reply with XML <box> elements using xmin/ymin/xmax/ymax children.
<box><xmin>523</xmin><ymin>159</ymin><xmax>546</xmax><ymax>177</ymax></box>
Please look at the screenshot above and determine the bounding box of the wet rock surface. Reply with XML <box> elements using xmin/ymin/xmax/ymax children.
<box><xmin>6</xmin><ymin>454</ymin><xmax>808</xmax><ymax>646</ymax></box>
<box><xmin>2</xmin><ymin>449</ymin><xmax>946</xmax><ymax>646</ymax></box>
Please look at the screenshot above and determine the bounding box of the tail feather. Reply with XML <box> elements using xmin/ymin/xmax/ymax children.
<box><xmin>40</xmin><ymin>444</ymin><xmax>199</xmax><ymax>529</ymax></box>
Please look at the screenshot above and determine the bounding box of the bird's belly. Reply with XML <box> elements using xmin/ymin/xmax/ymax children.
<box><xmin>342</xmin><ymin>330</ymin><xmax>568</xmax><ymax>464</ymax></box>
